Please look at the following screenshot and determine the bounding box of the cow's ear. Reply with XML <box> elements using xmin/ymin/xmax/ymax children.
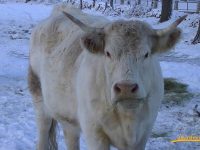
<box><xmin>151</xmin><ymin>28</ymin><xmax>181</xmax><ymax>53</ymax></box>
<box><xmin>81</xmin><ymin>32</ymin><xmax>105</xmax><ymax>54</ymax></box>
<box><xmin>151</xmin><ymin>15</ymin><xmax>187</xmax><ymax>54</ymax></box>
<box><xmin>62</xmin><ymin>11</ymin><xmax>105</xmax><ymax>54</ymax></box>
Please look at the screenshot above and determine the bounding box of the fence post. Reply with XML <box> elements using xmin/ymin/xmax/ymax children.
<box><xmin>174</xmin><ymin>0</ymin><xmax>178</xmax><ymax>10</ymax></box>
<box><xmin>197</xmin><ymin>2</ymin><xmax>200</xmax><ymax>13</ymax></box>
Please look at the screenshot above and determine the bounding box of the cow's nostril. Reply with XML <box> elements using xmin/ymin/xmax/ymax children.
<box><xmin>114</xmin><ymin>84</ymin><xmax>121</xmax><ymax>93</ymax></box>
<box><xmin>131</xmin><ymin>84</ymin><xmax>138</xmax><ymax>93</ymax></box>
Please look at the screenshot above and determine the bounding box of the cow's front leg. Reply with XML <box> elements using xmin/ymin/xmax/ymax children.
<box><xmin>61</xmin><ymin>121</ymin><xmax>80</xmax><ymax>150</ymax></box>
<box><xmin>81</xmin><ymin>120</ymin><xmax>110</xmax><ymax>150</ymax></box>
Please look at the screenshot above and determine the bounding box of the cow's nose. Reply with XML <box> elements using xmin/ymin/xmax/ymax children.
<box><xmin>114</xmin><ymin>82</ymin><xmax>138</xmax><ymax>94</ymax></box>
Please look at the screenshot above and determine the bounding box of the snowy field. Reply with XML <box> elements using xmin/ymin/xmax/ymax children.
<box><xmin>0</xmin><ymin>2</ymin><xmax>200</xmax><ymax>150</ymax></box>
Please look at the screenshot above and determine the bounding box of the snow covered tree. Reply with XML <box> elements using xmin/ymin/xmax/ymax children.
<box><xmin>160</xmin><ymin>0</ymin><xmax>173</xmax><ymax>23</ymax></box>
<box><xmin>192</xmin><ymin>20</ymin><xmax>200</xmax><ymax>44</ymax></box>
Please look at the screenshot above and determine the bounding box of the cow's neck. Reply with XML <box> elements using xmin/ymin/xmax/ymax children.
<box><xmin>101</xmin><ymin>102</ymin><xmax>146</xmax><ymax>148</ymax></box>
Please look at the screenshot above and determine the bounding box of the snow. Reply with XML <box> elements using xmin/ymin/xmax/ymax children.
<box><xmin>0</xmin><ymin>2</ymin><xmax>199</xmax><ymax>150</ymax></box>
<box><xmin>0</xmin><ymin>3</ymin><xmax>52</xmax><ymax>23</ymax></box>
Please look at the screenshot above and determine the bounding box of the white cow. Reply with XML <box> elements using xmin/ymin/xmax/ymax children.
<box><xmin>28</xmin><ymin>4</ymin><xmax>186</xmax><ymax>150</ymax></box>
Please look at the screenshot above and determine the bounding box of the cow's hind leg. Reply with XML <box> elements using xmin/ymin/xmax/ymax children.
<box><xmin>61</xmin><ymin>121</ymin><xmax>80</xmax><ymax>150</ymax></box>
<box><xmin>28</xmin><ymin>67</ymin><xmax>57</xmax><ymax>150</ymax></box>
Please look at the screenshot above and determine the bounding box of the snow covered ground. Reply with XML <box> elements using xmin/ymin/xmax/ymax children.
<box><xmin>0</xmin><ymin>2</ymin><xmax>200</xmax><ymax>150</ymax></box>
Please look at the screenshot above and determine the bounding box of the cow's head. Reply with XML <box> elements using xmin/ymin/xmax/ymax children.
<box><xmin>63</xmin><ymin>12</ymin><xmax>186</xmax><ymax>109</ymax></box>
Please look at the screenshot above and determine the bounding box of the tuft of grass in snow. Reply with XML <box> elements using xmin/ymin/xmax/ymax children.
<box><xmin>163</xmin><ymin>78</ymin><xmax>193</xmax><ymax>105</ymax></box>
<box><xmin>151</xmin><ymin>132</ymin><xmax>168</xmax><ymax>138</ymax></box>
<box><xmin>164</xmin><ymin>78</ymin><xmax>188</xmax><ymax>93</ymax></box>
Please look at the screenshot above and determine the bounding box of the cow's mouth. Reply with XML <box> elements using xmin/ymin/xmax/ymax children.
<box><xmin>113</xmin><ymin>97</ymin><xmax>146</xmax><ymax>109</ymax></box>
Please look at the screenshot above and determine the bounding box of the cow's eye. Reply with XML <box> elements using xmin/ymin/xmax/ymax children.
<box><xmin>105</xmin><ymin>51</ymin><xmax>111</xmax><ymax>58</ymax></box>
<box><xmin>144</xmin><ymin>52</ymin><xmax>149</xmax><ymax>59</ymax></box>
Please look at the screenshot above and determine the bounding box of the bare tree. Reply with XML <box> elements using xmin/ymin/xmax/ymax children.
<box><xmin>160</xmin><ymin>0</ymin><xmax>173</xmax><ymax>23</ymax></box>
<box><xmin>192</xmin><ymin>20</ymin><xmax>200</xmax><ymax>44</ymax></box>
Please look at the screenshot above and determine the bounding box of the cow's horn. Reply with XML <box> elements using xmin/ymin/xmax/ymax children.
<box><xmin>155</xmin><ymin>15</ymin><xmax>187</xmax><ymax>36</ymax></box>
<box><xmin>63</xmin><ymin>11</ymin><xmax>103</xmax><ymax>33</ymax></box>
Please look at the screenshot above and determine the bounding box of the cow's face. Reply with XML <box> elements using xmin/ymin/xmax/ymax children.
<box><xmin>63</xmin><ymin>12</ymin><xmax>185</xmax><ymax>109</ymax></box>
<box><xmin>103</xmin><ymin>21</ymin><xmax>154</xmax><ymax>109</ymax></box>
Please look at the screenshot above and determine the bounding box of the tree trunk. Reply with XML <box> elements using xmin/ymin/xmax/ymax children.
<box><xmin>80</xmin><ymin>0</ymin><xmax>83</xmax><ymax>9</ymax></box>
<box><xmin>93</xmin><ymin>0</ymin><xmax>96</xmax><ymax>7</ymax></box>
<box><xmin>160</xmin><ymin>0</ymin><xmax>173</xmax><ymax>23</ymax></box>
<box><xmin>192</xmin><ymin>20</ymin><xmax>200</xmax><ymax>44</ymax></box>
<box><xmin>110</xmin><ymin>0</ymin><xmax>114</xmax><ymax>9</ymax></box>
<box><xmin>152</xmin><ymin>0</ymin><xmax>158</xmax><ymax>9</ymax></box>
<box><xmin>120</xmin><ymin>0</ymin><xmax>124</xmax><ymax>5</ymax></box>
<box><xmin>174</xmin><ymin>0</ymin><xmax>178</xmax><ymax>10</ymax></box>
<box><xmin>197</xmin><ymin>2</ymin><xmax>200</xmax><ymax>13</ymax></box>
<box><xmin>25</xmin><ymin>0</ymin><xmax>31</xmax><ymax>3</ymax></box>
<box><xmin>103</xmin><ymin>2</ymin><xmax>108</xmax><ymax>13</ymax></box>
<box><xmin>136</xmin><ymin>0</ymin><xmax>141</xmax><ymax>5</ymax></box>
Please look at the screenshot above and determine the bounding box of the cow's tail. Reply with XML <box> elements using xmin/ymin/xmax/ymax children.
<box><xmin>48</xmin><ymin>119</ymin><xmax>58</xmax><ymax>150</ymax></box>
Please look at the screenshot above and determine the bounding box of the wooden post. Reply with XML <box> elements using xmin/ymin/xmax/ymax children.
<box><xmin>174</xmin><ymin>0</ymin><xmax>178</xmax><ymax>10</ymax></box>
<box><xmin>197</xmin><ymin>2</ymin><xmax>200</xmax><ymax>13</ymax></box>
